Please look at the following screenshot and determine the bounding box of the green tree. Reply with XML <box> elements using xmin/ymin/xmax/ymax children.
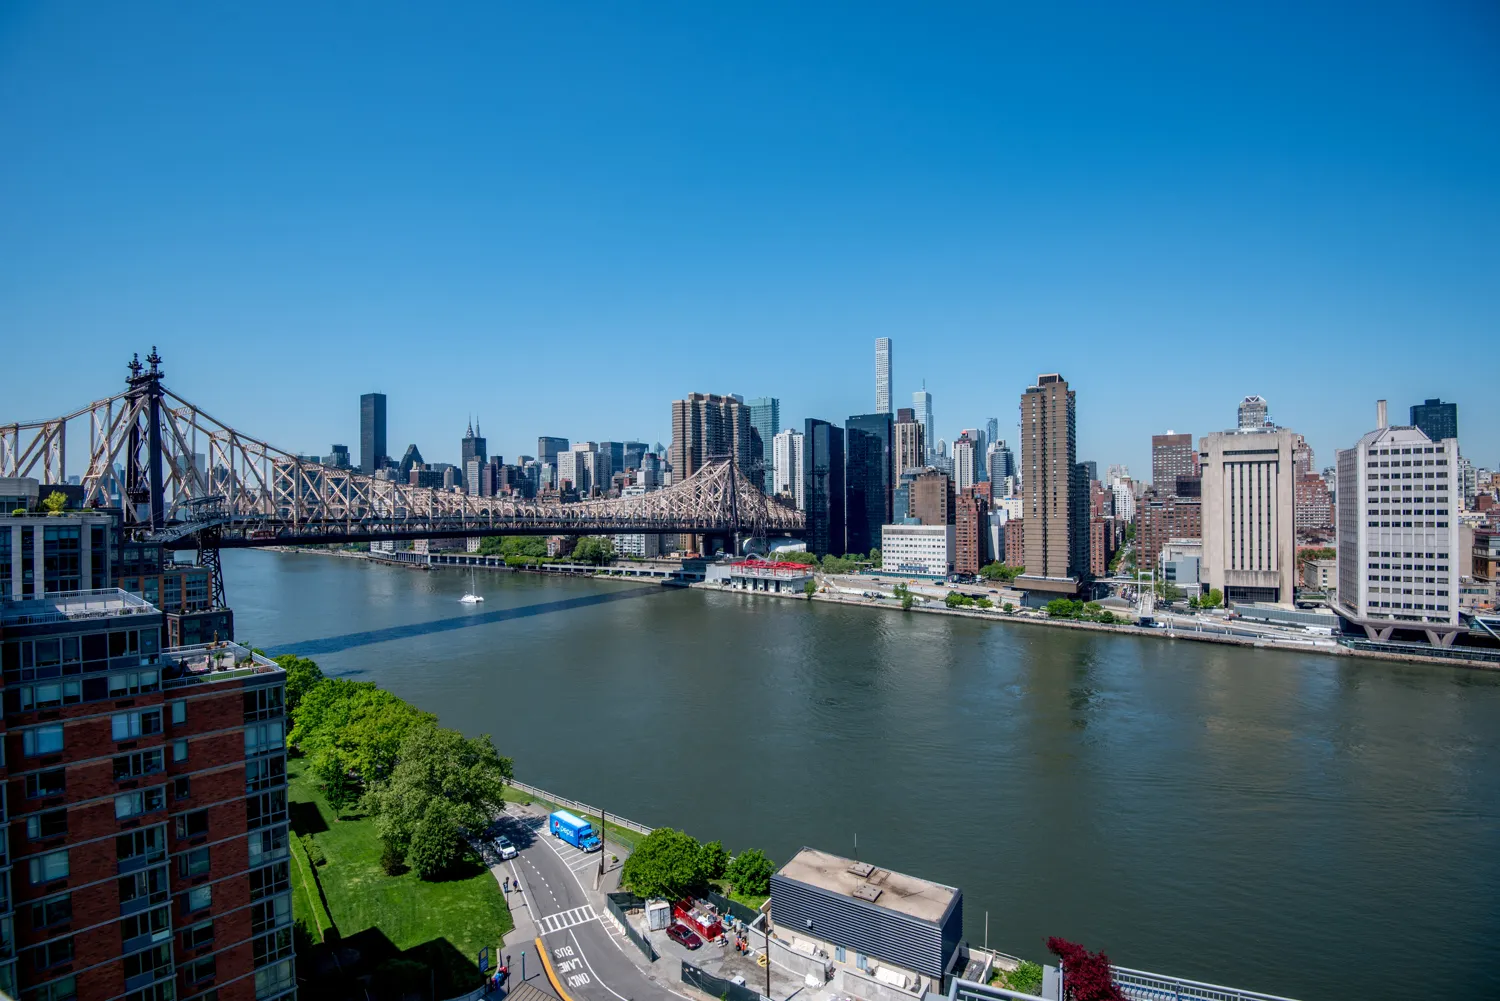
<box><xmin>821</xmin><ymin>554</ymin><xmax>858</xmax><ymax>574</ymax></box>
<box><xmin>40</xmin><ymin>490</ymin><xmax>68</xmax><ymax>515</ymax></box>
<box><xmin>273</xmin><ymin>655</ymin><xmax>324</xmax><ymax>715</ymax></box>
<box><xmin>803</xmin><ymin>579</ymin><xmax>817</xmax><ymax>598</ymax></box>
<box><xmin>868</xmin><ymin>548</ymin><xmax>881</xmax><ymax>568</ymax></box>
<box><xmin>1201</xmin><ymin>588</ymin><xmax>1224</xmax><ymax>609</ymax></box>
<box><xmin>781</xmin><ymin>550</ymin><xmax>819</xmax><ymax>565</ymax></box>
<box><xmin>892</xmin><ymin>583</ymin><xmax>914</xmax><ymax>611</ymax></box>
<box><xmin>1002</xmin><ymin>602</ymin><xmax>1014</xmax><ymax>613</ymax></box>
<box><xmin>976</xmin><ymin>597</ymin><xmax>993</xmax><ymax>609</ymax></box>
<box><xmin>979</xmin><ymin>562</ymin><xmax>1024</xmax><ymax>582</ymax></box>
<box><xmin>292</xmin><ymin>680</ymin><xmax>436</xmax><ymax>808</ymax></box>
<box><xmin>571</xmin><ymin>537</ymin><xmax>615</xmax><ymax>565</ymax></box>
<box><xmin>621</xmin><ymin>828</ymin><xmax>708</xmax><ymax>899</ymax></box>
<box><xmin>724</xmin><ymin>848</ymin><xmax>775</xmax><ymax>897</ymax></box>
<box><xmin>1005</xmin><ymin>961</ymin><xmax>1044</xmax><ymax>995</ymax></box>
<box><xmin>698</xmin><ymin>839</ymin><xmax>729</xmax><ymax>881</ymax></box>
<box><xmin>405</xmin><ymin>800</ymin><xmax>462</xmax><ymax>880</ymax></box>
<box><xmin>1046</xmin><ymin>598</ymin><xmax>1082</xmax><ymax>618</ymax></box>
<box><xmin>363</xmin><ymin>722</ymin><xmax>513</xmax><ymax>860</ymax></box>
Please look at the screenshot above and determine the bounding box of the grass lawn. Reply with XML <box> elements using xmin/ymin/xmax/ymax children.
<box><xmin>289</xmin><ymin>755</ymin><xmax>513</xmax><ymax>997</ymax></box>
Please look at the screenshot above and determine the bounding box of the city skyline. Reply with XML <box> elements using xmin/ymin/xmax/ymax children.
<box><xmin>2</xmin><ymin>4</ymin><xmax>1497</xmax><ymax>480</ymax></box>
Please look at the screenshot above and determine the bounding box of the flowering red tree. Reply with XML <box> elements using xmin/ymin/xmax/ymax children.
<box><xmin>1046</xmin><ymin>938</ymin><xmax>1125</xmax><ymax>1001</ymax></box>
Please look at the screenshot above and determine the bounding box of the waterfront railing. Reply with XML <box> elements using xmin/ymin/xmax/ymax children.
<box><xmin>508</xmin><ymin>779</ymin><xmax>655</xmax><ymax>836</ymax></box>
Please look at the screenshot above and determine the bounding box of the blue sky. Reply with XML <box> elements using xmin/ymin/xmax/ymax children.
<box><xmin>2</xmin><ymin>2</ymin><xmax>1497</xmax><ymax>479</ymax></box>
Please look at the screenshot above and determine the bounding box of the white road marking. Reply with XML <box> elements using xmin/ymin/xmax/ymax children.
<box><xmin>537</xmin><ymin>904</ymin><xmax>598</xmax><ymax>935</ymax></box>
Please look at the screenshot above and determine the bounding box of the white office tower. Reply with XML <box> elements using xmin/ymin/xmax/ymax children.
<box><xmin>952</xmin><ymin>434</ymin><xmax>979</xmax><ymax>491</ymax></box>
<box><xmin>772</xmin><ymin>428</ymin><xmax>806</xmax><ymax>509</ymax></box>
<box><xmin>1237</xmin><ymin>395</ymin><xmax>1270</xmax><ymax>430</ymax></box>
<box><xmin>1200</xmin><ymin>426</ymin><xmax>1298</xmax><ymax>606</ymax></box>
<box><xmin>875</xmin><ymin>337</ymin><xmax>892</xmax><ymax>413</ymax></box>
<box><xmin>1334</xmin><ymin>401</ymin><xmax>1462</xmax><ymax>647</ymax></box>
<box><xmin>1112</xmin><ymin>480</ymin><xmax>1136</xmax><ymax>523</ymax></box>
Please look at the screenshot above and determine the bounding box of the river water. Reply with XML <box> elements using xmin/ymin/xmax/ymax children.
<box><xmin>225</xmin><ymin>551</ymin><xmax>1500</xmax><ymax>1000</ymax></box>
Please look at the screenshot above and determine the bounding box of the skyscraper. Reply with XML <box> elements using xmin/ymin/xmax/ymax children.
<box><xmin>772</xmin><ymin>428</ymin><xmax>805</xmax><ymax>508</ymax></box>
<box><xmin>360</xmin><ymin>392</ymin><xmax>387</xmax><ymax>475</ymax></box>
<box><xmin>909</xmin><ymin>469</ymin><xmax>955</xmax><ymax>526</ymax></box>
<box><xmin>913</xmin><ymin>387</ymin><xmax>935</xmax><ymax>462</ymax></box>
<box><xmin>746</xmin><ymin>397</ymin><xmax>781</xmax><ymax>491</ymax></box>
<box><xmin>892</xmin><ymin>414</ymin><xmax>925</xmax><ymax>484</ymax></box>
<box><xmin>1335</xmin><ymin>406</ymin><xmax>1461</xmax><ymax>645</ymax></box>
<box><xmin>599</xmin><ymin>442</ymin><xmax>625</xmax><ymax>480</ymax></box>
<box><xmin>875</xmin><ymin>338</ymin><xmax>892</xmax><ymax>414</ymax></box>
<box><xmin>462</xmin><ymin>419</ymin><xmax>488</xmax><ymax>470</ymax></box>
<box><xmin>1237</xmin><ymin>395</ymin><xmax>1270</xmax><ymax>430</ymax></box>
<box><xmin>1200</xmin><ymin>425</ymin><xmax>1298</xmax><ymax>606</ymax></box>
<box><xmin>1410</xmin><ymin>398</ymin><xmax>1458</xmax><ymax>443</ymax></box>
<box><xmin>1151</xmin><ymin>432</ymin><xmax>1196</xmax><ymax>495</ymax></box>
<box><xmin>670</xmin><ymin>393</ymin><xmax>754</xmax><ymax>484</ymax></box>
<box><xmin>845</xmin><ymin>412</ymin><xmax>893</xmax><ymax>554</ymax></box>
<box><xmin>985</xmin><ymin>417</ymin><xmax>999</xmax><ymax>448</ymax></box>
<box><xmin>986</xmin><ymin>440</ymin><xmax>1015</xmax><ymax>484</ymax></box>
<box><xmin>1018</xmin><ymin>373</ymin><xmax>1087</xmax><ymax>592</ymax></box>
<box><xmin>623</xmin><ymin>441</ymin><xmax>648</xmax><ymax>470</ymax></box>
<box><xmin>952</xmin><ymin>433</ymin><xmax>980</xmax><ymax>491</ymax></box>
<box><xmin>954</xmin><ymin>486</ymin><xmax>988</xmax><ymax>575</ymax></box>
<box><xmin>537</xmin><ymin>437</ymin><xmax>569</xmax><ymax>467</ymax></box>
<box><xmin>803</xmin><ymin>419</ymin><xmax>845</xmax><ymax>557</ymax></box>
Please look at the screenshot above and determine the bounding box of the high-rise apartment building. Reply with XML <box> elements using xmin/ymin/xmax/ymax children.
<box><xmin>323</xmin><ymin>444</ymin><xmax>351</xmax><ymax>470</ymax></box>
<box><xmin>1018</xmin><ymin>374</ymin><xmax>1087</xmax><ymax>593</ymax></box>
<box><xmin>772</xmin><ymin>429</ymin><xmax>805</xmax><ymax>509</ymax></box>
<box><xmin>745</xmin><ymin>398</ymin><xmax>781</xmax><ymax>492</ymax></box>
<box><xmin>1</xmin><ymin>588</ymin><xmax>294</xmax><ymax>1001</ymax></box>
<box><xmin>954</xmin><ymin>487</ymin><xmax>987</xmax><ymax>576</ymax></box>
<box><xmin>874</xmin><ymin>339</ymin><xmax>892</xmax><ymax>414</ymax></box>
<box><xmin>909</xmin><ymin>470</ymin><xmax>955</xmax><ymax>527</ymax></box>
<box><xmin>1135</xmin><ymin>490</ymin><xmax>1202</xmax><ymax>570</ymax></box>
<box><xmin>1291</xmin><ymin>435</ymin><xmax>1314</xmax><ymax>477</ymax></box>
<box><xmin>951</xmin><ymin>434</ymin><xmax>980</xmax><ymax>492</ymax></box>
<box><xmin>1409</xmin><ymin>398</ymin><xmax>1458</xmax><ymax>443</ymax></box>
<box><xmin>1335</xmin><ymin>402</ymin><xmax>1461</xmax><ymax>645</ymax></box>
<box><xmin>844</xmin><ymin>414</ymin><xmax>893</xmax><ymax>555</ymax></box>
<box><xmin>803</xmin><ymin>420</ymin><xmax>845</xmax><ymax>557</ymax></box>
<box><xmin>1200</xmin><ymin>426</ymin><xmax>1298</xmax><ymax>605</ymax></box>
<box><xmin>359</xmin><ymin>393</ymin><xmax>387</xmax><ymax>475</ymax></box>
<box><xmin>1151</xmin><ymin>432</ymin><xmax>1196</xmax><ymax>495</ymax></box>
<box><xmin>669</xmin><ymin>393</ymin><xmax>754</xmax><ymax>485</ymax></box>
<box><xmin>1296</xmin><ymin>474</ymin><xmax>1333</xmax><ymax>531</ymax></box>
<box><xmin>1237</xmin><ymin>395</ymin><xmax>1270</xmax><ymax>431</ymax></box>
<box><xmin>892</xmin><ymin>416</ymin><xmax>925</xmax><ymax>486</ymax></box>
<box><xmin>912</xmin><ymin>389</ymin><xmax>935</xmax><ymax>463</ymax></box>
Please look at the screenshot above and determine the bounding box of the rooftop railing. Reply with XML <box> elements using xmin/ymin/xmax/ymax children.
<box><xmin>0</xmin><ymin>588</ymin><xmax>155</xmax><ymax>626</ymax></box>
<box><xmin>161</xmin><ymin>641</ymin><xmax>281</xmax><ymax>687</ymax></box>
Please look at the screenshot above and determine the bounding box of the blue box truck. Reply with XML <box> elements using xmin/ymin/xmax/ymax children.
<box><xmin>549</xmin><ymin>810</ymin><xmax>603</xmax><ymax>852</ymax></box>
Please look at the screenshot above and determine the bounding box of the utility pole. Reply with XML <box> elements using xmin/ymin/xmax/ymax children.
<box><xmin>764</xmin><ymin>901</ymin><xmax>772</xmax><ymax>1001</ymax></box>
<box><xmin>597</xmin><ymin>808</ymin><xmax>607</xmax><ymax>888</ymax></box>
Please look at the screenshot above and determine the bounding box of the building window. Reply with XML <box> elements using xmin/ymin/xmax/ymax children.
<box><xmin>108</xmin><ymin>671</ymin><xmax>160</xmax><ymax>697</ymax></box>
<box><xmin>246</xmin><ymin>755</ymin><xmax>286</xmax><ymax>793</ymax></box>
<box><xmin>182</xmin><ymin>954</ymin><xmax>216</xmax><ymax>984</ymax></box>
<box><xmin>115</xmin><ymin>787</ymin><xmax>166</xmax><ymax>820</ymax></box>
<box><xmin>28</xmin><ymin>850</ymin><xmax>68</xmax><ymax>885</ymax></box>
<box><xmin>119</xmin><ymin>866</ymin><xmax>169</xmax><ymax>910</ymax></box>
<box><xmin>243</xmin><ymin>686</ymin><xmax>285</xmax><ymax>722</ymax></box>
<box><xmin>249</xmin><ymin>862</ymin><xmax>290</xmax><ymax>901</ymax></box>
<box><xmin>254</xmin><ymin>927</ymin><xmax>294</xmax><ymax>967</ymax></box>
<box><xmin>122</xmin><ymin>943</ymin><xmax>172</xmax><ymax>985</ymax></box>
<box><xmin>247</xmin><ymin>790</ymin><xmax>288</xmax><ymax>830</ymax></box>
<box><xmin>182</xmin><ymin>919</ymin><xmax>214</xmax><ymax>950</ymax></box>
<box><xmin>27</xmin><ymin>936</ymin><xmax>74</xmax><ymax>971</ymax></box>
<box><xmin>248</xmin><ymin>826</ymin><xmax>289</xmax><ymax>869</ymax></box>
<box><xmin>117</xmin><ymin>826</ymin><xmax>166</xmax><ymax>868</ymax></box>
<box><xmin>251</xmin><ymin>894</ymin><xmax>291</xmax><ymax>935</ymax></box>
<box><xmin>170</xmin><ymin>701</ymin><xmax>186</xmax><ymax>725</ymax></box>
<box><xmin>26</xmin><ymin>810</ymin><xmax>66</xmax><ymax>841</ymax></box>
<box><xmin>173</xmin><ymin>740</ymin><xmax>188</xmax><ymax>762</ymax></box>
<box><xmin>111</xmin><ymin>709</ymin><xmax>162</xmax><ymax>741</ymax></box>
<box><xmin>113</xmin><ymin>749</ymin><xmax>165</xmax><ymax>780</ymax></box>
<box><xmin>22</xmin><ymin>973</ymin><xmax>76</xmax><ymax>1001</ymax></box>
<box><xmin>173</xmin><ymin>777</ymin><xmax>191</xmax><ymax>801</ymax></box>
<box><xmin>179</xmin><ymin>847</ymin><xmax>211</xmax><ymax>879</ymax></box>
<box><xmin>23</xmin><ymin>725</ymin><xmax>64</xmax><ymax>757</ymax></box>
<box><xmin>175</xmin><ymin>810</ymin><xmax>209</xmax><ymax>840</ymax></box>
<box><xmin>244</xmin><ymin>721</ymin><xmax>284</xmax><ymax>756</ymax></box>
<box><xmin>185</xmin><ymin>884</ymin><xmax>212</xmax><ymax>914</ymax></box>
<box><xmin>30</xmin><ymin>893</ymin><xmax>71</xmax><ymax>930</ymax></box>
<box><xmin>25</xmin><ymin>769</ymin><xmax>65</xmax><ymax>799</ymax></box>
<box><xmin>254</xmin><ymin>958</ymin><xmax>294</xmax><ymax>999</ymax></box>
<box><xmin>119</xmin><ymin>905</ymin><xmax>171</xmax><ymax>947</ymax></box>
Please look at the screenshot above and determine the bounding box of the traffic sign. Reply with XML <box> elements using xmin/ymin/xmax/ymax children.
<box><xmin>478</xmin><ymin>946</ymin><xmax>490</xmax><ymax>973</ymax></box>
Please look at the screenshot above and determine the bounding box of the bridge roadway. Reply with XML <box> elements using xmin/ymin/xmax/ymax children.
<box><xmin>488</xmin><ymin>809</ymin><xmax>686</xmax><ymax>1001</ymax></box>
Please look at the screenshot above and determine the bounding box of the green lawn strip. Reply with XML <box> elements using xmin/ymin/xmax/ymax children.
<box><xmin>288</xmin><ymin>757</ymin><xmax>513</xmax><ymax>995</ymax></box>
<box><xmin>289</xmin><ymin>833</ymin><xmax>333</xmax><ymax>942</ymax></box>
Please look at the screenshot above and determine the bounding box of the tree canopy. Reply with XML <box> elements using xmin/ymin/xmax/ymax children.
<box><xmin>477</xmin><ymin>535</ymin><xmax>549</xmax><ymax>559</ymax></box>
<box><xmin>724</xmin><ymin>849</ymin><xmax>775</xmax><ymax>897</ymax></box>
<box><xmin>291</xmin><ymin>679</ymin><xmax>436</xmax><ymax>808</ymax></box>
<box><xmin>571</xmin><ymin>536</ymin><xmax>615</xmax><ymax>565</ymax></box>
<box><xmin>979</xmin><ymin>561</ymin><xmax>1024</xmax><ymax>582</ymax></box>
<box><xmin>40</xmin><ymin>490</ymin><xmax>68</xmax><ymax>514</ymax></box>
<box><xmin>621</xmin><ymin>828</ymin><xmax>712</xmax><ymax>899</ymax></box>
<box><xmin>273</xmin><ymin>655</ymin><xmax>324</xmax><ymax>714</ymax></box>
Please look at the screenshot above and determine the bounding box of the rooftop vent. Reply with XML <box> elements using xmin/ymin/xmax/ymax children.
<box><xmin>851</xmin><ymin>883</ymin><xmax>883</xmax><ymax>903</ymax></box>
<box><xmin>847</xmin><ymin>861</ymin><xmax>875</xmax><ymax>878</ymax></box>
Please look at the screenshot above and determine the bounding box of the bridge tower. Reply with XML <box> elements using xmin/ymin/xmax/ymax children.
<box><xmin>122</xmin><ymin>348</ymin><xmax>169</xmax><ymax>530</ymax></box>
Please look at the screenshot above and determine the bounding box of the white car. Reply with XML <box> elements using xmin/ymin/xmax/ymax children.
<box><xmin>497</xmin><ymin>836</ymin><xmax>518</xmax><ymax>859</ymax></box>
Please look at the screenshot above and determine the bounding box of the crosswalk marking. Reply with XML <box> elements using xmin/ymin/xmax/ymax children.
<box><xmin>537</xmin><ymin>904</ymin><xmax>598</xmax><ymax>936</ymax></box>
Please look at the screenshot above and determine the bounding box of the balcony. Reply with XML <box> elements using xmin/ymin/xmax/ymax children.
<box><xmin>0</xmin><ymin>588</ymin><xmax>156</xmax><ymax>627</ymax></box>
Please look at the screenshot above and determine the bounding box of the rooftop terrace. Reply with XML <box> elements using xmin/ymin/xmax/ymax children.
<box><xmin>162</xmin><ymin>640</ymin><xmax>283</xmax><ymax>688</ymax></box>
<box><xmin>776</xmin><ymin>847</ymin><xmax>958</xmax><ymax>923</ymax></box>
<box><xmin>0</xmin><ymin>588</ymin><xmax>156</xmax><ymax>627</ymax></box>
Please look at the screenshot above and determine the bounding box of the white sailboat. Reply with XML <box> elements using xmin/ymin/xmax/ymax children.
<box><xmin>459</xmin><ymin>568</ymin><xmax>484</xmax><ymax>604</ymax></box>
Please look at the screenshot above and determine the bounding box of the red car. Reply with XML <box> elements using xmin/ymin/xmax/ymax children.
<box><xmin>667</xmin><ymin>924</ymin><xmax>703</xmax><ymax>950</ymax></box>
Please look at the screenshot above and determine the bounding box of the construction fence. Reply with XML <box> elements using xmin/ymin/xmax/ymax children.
<box><xmin>604</xmin><ymin>892</ymin><xmax>658</xmax><ymax>962</ymax></box>
<box><xmin>682</xmin><ymin>961</ymin><xmax>770</xmax><ymax>1001</ymax></box>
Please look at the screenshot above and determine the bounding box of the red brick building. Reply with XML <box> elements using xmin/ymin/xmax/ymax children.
<box><xmin>954</xmin><ymin>487</ymin><xmax>988</xmax><ymax>576</ymax></box>
<box><xmin>1136</xmin><ymin>490</ymin><xmax>1203</xmax><ymax>570</ymax></box>
<box><xmin>1003</xmin><ymin>519</ymin><xmax>1025</xmax><ymax>570</ymax></box>
<box><xmin>1294</xmin><ymin>473</ymin><xmax>1333</xmax><ymax>532</ymax></box>
<box><xmin>1</xmin><ymin>589</ymin><xmax>293</xmax><ymax>1001</ymax></box>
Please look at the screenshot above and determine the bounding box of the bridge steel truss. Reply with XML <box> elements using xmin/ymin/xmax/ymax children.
<box><xmin>2</xmin><ymin>350</ymin><xmax>804</xmax><ymax>552</ymax></box>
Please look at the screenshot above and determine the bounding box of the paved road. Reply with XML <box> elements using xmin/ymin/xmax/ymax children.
<box><xmin>492</xmin><ymin>811</ymin><xmax>687</xmax><ymax>1001</ymax></box>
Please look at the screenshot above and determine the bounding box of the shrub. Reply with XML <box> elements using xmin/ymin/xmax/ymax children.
<box><xmin>301</xmin><ymin>833</ymin><xmax>327</xmax><ymax>867</ymax></box>
<box><xmin>724</xmin><ymin>848</ymin><xmax>775</xmax><ymax>897</ymax></box>
<box><xmin>379</xmin><ymin>837</ymin><xmax>407</xmax><ymax>876</ymax></box>
<box><xmin>407</xmin><ymin>809</ymin><xmax>461</xmax><ymax>880</ymax></box>
<box><xmin>1007</xmin><ymin>961</ymin><xmax>1044</xmax><ymax>995</ymax></box>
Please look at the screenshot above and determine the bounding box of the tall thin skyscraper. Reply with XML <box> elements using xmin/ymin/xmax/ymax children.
<box><xmin>746</xmin><ymin>397</ymin><xmax>781</xmax><ymax>491</ymax></box>
<box><xmin>461</xmin><ymin>418</ymin><xmax>488</xmax><ymax>470</ymax></box>
<box><xmin>912</xmin><ymin>386</ymin><xmax>935</xmax><ymax>462</ymax></box>
<box><xmin>985</xmin><ymin>417</ymin><xmax>999</xmax><ymax>449</ymax></box>
<box><xmin>772</xmin><ymin>428</ymin><xmax>805</xmax><ymax>508</ymax></box>
<box><xmin>803</xmin><ymin>419</ymin><xmax>845</xmax><ymax>557</ymax></box>
<box><xmin>875</xmin><ymin>338</ymin><xmax>892</xmax><ymax>414</ymax></box>
<box><xmin>845</xmin><ymin>412</ymin><xmax>894</xmax><ymax>554</ymax></box>
<box><xmin>1019</xmin><ymin>373</ymin><xmax>1087</xmax><ymax>592</ymax></box>
<box><xmin>952</xmin><ymin>433</ymin><xmax>980</xmax><ymax>491</ymax></box>
<box><xmin>360</xmin><ymin>392</ymin><xmax>387</xmax><ymax>475</ymax></box>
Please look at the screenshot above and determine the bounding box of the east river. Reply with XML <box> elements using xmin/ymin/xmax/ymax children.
<box><xmin>225</xmin><ymin>551</ymin><xmax>1500</xmax><ymax>1000</ymax></box>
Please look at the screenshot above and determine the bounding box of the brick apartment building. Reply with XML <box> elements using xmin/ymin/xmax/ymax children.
<box><xmin>2</xmin><ymin>502</ymin><xmax>293</xmax><ymax>1001</ymax></box>
<box><xmin>1135</xmin><ymin>483</ymin><xmax>1203</xmax><ymax>571</ymax></box>
<box><xmin>954</xmin><ymin>487</ymin><xmax>988</xmax><ymax>577</ymax></box>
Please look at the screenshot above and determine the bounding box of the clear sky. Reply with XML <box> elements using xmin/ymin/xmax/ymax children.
<box><xmin>2</xmin><ymin>2</ymin><xmax>1497</xmax><ymax>480</ymax></box>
